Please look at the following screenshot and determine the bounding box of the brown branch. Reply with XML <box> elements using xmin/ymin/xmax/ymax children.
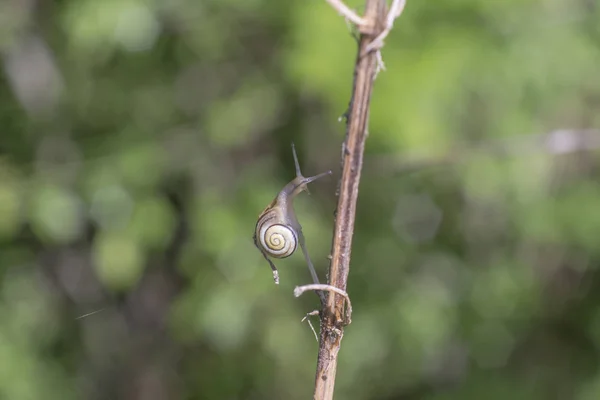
<box><xmin>312</xmin><ymin>1</ymin><xmax>389</xmax><ymax>398</ymax></box>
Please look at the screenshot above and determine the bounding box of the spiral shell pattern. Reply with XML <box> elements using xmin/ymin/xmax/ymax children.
<box><xmin>259</xmin><ymin>223</ymin><xmax>298</xmax><ymax>258</ymax></box>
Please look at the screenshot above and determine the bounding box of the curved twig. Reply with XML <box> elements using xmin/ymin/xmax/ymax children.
<box><xmin>294</xmin><ymin>284</ymin><xmax>352</xmax><ymax>324</ymax></box>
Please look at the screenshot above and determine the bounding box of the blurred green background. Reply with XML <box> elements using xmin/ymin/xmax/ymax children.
<box><xmin>1</xmin><ymin>0</ymin><xmax>600</xmax><ymax>399</ymax></box>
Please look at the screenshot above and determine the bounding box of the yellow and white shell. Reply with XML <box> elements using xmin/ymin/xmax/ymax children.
<box><xmin>258</xmin><ymin>222</ymin><xmax>297</xmax><ymax>258</ymax></box>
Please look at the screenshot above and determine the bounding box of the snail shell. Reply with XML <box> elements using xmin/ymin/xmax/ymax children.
<box><xmin>257</xmin><ymin>221</ymin><xmax>298</xmax><ymax>258</ymax></box>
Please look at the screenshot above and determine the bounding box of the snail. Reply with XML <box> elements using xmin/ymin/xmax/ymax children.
<box><xmin>253</xmin><ymin>143</ymin><xmax>331</xmax><ymax>286</ymax></box>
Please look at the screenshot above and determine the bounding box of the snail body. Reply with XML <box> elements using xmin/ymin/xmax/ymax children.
<box><xmin>254</xmin><ymin>144</ymin><xmax>331</xmax><ymax>285</ymax></box>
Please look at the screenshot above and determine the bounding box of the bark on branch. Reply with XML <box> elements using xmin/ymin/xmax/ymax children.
<box><xmin>312</xmin><ymin>0</ymin><xmax>389</xmax><ymax>398</ymax></box>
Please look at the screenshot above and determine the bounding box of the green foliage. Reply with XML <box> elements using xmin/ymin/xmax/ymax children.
<box><xmin>0</xmin><ymin>0</ymin><xmax>599</xmax><ymax>398</ymax></box>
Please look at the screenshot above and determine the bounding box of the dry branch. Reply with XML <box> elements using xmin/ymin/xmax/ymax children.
<box><xmin>312</xmin><ymin>0</ymin><xmax>392</xmax><ymax>399</ymax></box>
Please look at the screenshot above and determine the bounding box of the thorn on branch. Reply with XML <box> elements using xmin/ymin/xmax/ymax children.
<box><xmin>338</xmin><ymin>111</ymin><xmax>349</xmax><ymax>123</ymax></box>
